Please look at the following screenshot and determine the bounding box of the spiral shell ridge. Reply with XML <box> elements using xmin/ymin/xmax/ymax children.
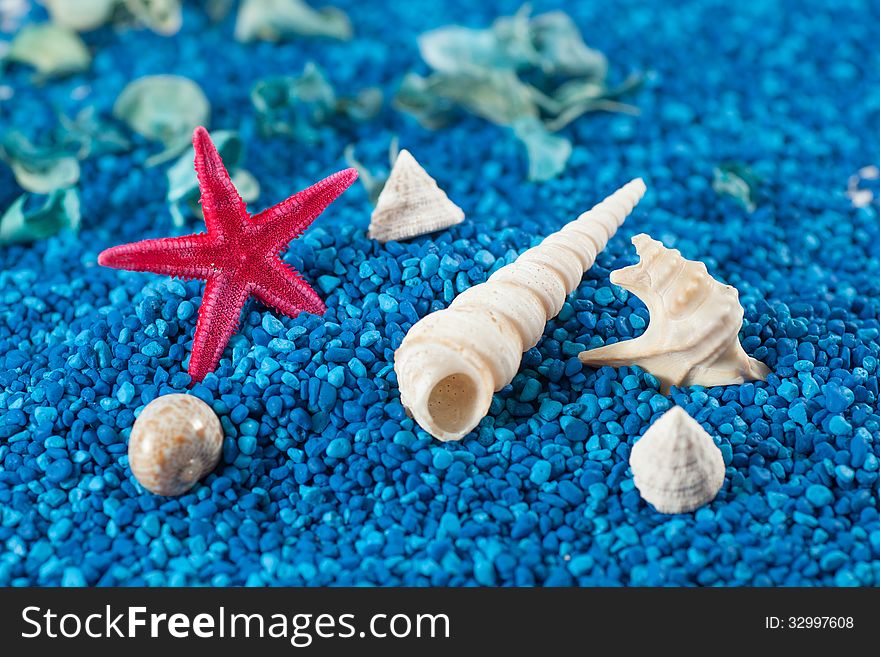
<box><xmin>578</xmin><ymin>233</ymin><xmax>770</xmax><ymax>391</ymax></box>
<box><xmin>394</xmin><ymin>178</ymin><xmax>647</xmax><ymax>441</ymax></box>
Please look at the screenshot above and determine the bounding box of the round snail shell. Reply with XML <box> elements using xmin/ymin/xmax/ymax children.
<box><xmin>128</xmin><ymin>394</ymin><xmax>223</xmax><ymax>496</ymax></box>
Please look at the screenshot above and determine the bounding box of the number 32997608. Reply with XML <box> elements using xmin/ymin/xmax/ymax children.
<box><xmin>765</xmin><ymin>617</ymin><xmax>854</xmax><ymax>629</ymax></box>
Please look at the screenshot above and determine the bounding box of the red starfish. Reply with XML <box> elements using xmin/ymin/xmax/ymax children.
<box><xmin>99</xmin><ymin>126</ymin><xmax>357</xmax><ymax>383</ymax></box>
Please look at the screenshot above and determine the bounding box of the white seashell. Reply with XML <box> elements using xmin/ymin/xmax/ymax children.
<box><xmin>629</xmin><ymin>406</ymin><xmax>725</xmax><ymax>514</ymax></box>
<box><xmin>394</xmin><ymin>178</ymin><xmax>647</xmax><ymax>441</ymax></box>
<box><xmin>579</xmin><ymin>233</ymin><xmax>769</xmax><ymax>392</ymax></box>
<box><xmin>367</xmin><ymin>149</ymin><xmax>464</xmax><ymax>243</ymax></box>
<box><xmin>128</xmin><ymin>394</ymin><xmax>223</xmax><ymax>496</ymax></box>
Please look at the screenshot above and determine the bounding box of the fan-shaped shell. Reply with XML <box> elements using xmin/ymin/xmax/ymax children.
<box><xmin>128</xmin><ymin>394</ymin><xmax>223</xmax><ymax>496</ymax></box>
<box><xmin>578</xmin><ymin>233</ymin><xmax>769</xmax><ymax>391</ymax></box>
<box><xmin>367</xmin><ymin>149</ymin><xmax>464</xmax><ymax>243</ymax></box>
<box><xmin>630</xmin><ymin>406</ymin><xmax>725</xmax><ymax>514</ymax></box>
<box><xmin>394</xmin><ymin>178</ymin><xmax>646</xmax><ymax>441</ymax></box>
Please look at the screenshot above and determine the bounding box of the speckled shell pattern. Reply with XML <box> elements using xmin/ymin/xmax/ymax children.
<box><xmin>394</xmin><ymin>178</ymin><xmax>647</xmax><ymax>442</ymax></box>
<box><xmin>578</xmin><ymin>233</ymin><xmax>770</xmax><ymax>392</ymax></box>
<box><xmin>629</xmin><ymin>406</ymin><xmax>726</xmax><ymax>514</ymax></box>
<box><xmin>367</xmin><ymin>149</ymin><xmax>465</xmax><ymax>243</ymax></box>
<box><xmin>128</xmin><ymin>394</ymin><xmax>223</xmax><ymax>496</ymax></box>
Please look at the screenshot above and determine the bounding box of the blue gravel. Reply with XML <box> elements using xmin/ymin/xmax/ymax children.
<box><xmin>1</xmin><ymin>1</ymin><xmax>880</xmax><ymax>587</ymax></box>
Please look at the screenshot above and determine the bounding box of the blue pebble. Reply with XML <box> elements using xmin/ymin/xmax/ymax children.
<box><xmin>326</xmin><ymin>438</ymin><xmax>352</xmax><ymax>459</ymax></box>
<box><xmin>823</xmin><ymin>383</ymin><xmax>854</xmax><ymax>413</ymax></box>
<box><xmin>529</xmin><ymin>460</ymin><xmax>551</xmax><ymax>485</ymax></box>
<box><xmin>805</xmin><ymin>485</ymin><xmax>834</xmax><ymax>507</ymax></box>
<box><xmin>520</xmin><ymin>379</ymin><xmax>541</xmax><ymax>402</ymax></box>
<box><xmin>46</xmin><ymin>459</ymin><xmax>73</xmax><ymax>483</ymax></box>
<box><xmin>828</xmin><ymin>416</ymin><xmax>852</xmax><ymax>436</ymax></box>
<box><xmin>538</xmin><ymin>399</ymin><xmax>563</xmax><ymax>421</ymax></box>
<box><xmin>560</xmin><ymin>416</ymin><xmax>588</xmax><ymax>441</ymax></box>
<box><xmin>239</xmin><ymin>435</ymin><xmax>257</xmax><ymax>456</ymax></box>
<box><xmin>777</xmin><ymin>380</ymin><xmax>799</xmax><ymax>402</ymax></box>
<box><xmin>594</xmin><ymin>287</ymin><xmax>615</xmax><ymax>306</ymax></box>
<box><xmin>432</xmin><ymin>450</ymin><xmax>453</xmax><ymax>470</ymax></box>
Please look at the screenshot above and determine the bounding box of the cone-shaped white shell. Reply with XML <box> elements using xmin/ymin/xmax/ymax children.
<box><xmin>630</xmin><ymin>406</ymin><xmax>725</xmax><ymax>514</ymax></box>
<box><xmin>367</xmin><ymin>149</ymin><xmax>464</xmax><ymax>242</ymax></box>
<box><xmin>579</xmin><ymin>233</ymin><xmax>770</xmax><ymax>392</ymax></box>
<box><xmin>394</xmin><ymin>178</ymin><xmax>647</xmax><ymax>441</ymax></box>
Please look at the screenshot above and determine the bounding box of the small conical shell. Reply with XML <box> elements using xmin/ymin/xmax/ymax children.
<box><xmin>367</xmin><ymin>149</ymin><xmax>464</xmax><ymax>243</ymax></box>
<box><xmin>128</xmin><ymin>394</ymin><xmax>223</xmax><ymax>496</ymax></box>
<box><xmin>578</xmin><ymin>233</ymin><xmax>770</xmax><ymax>391</ymax></box>
<box><xmin>630</xmin><ymin>406</ymin><xmax>725</xmax><ymax>514</ymax></box>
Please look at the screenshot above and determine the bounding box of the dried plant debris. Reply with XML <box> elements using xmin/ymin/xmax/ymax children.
<box><xmin>41</xmin><ymin>0</ymin><xmax>117</xmax><ymax>32</ymax></box>
<box><xmin>846</xmin><ymin>165</ymin><xmax>879</xmax><ymax>208</ymax></box>
<box><xmin>41</xmin><ymin>0</ymin><xmax>182</xmax><ymax>35</ymax></box>
<box><xmin>122</xmin><ymin>0</ymin><xmax>183</xmax><ymax>35</ymax></box>
<box><xmin>0</xmin><ymin>189</ymin><xmax>81</xmax><ymax>246</ymax></box>
<box><xmin>0</xmin><ymin>132</ymin><xmax>81</xmax><ymax>194</ymax></box>
<box><xmin>4</xmin><ymin>23</ymin><xmax>91</xmax><ymax>78</ymax></box>
<box><xmin>512</xmin><ymin>116</ymin><xmax>572</xmax><ymax>182</ymax></box>
<box><xmin>56</xmin><ymin>107</ymin><xmax>132</xmax><ymax>159</ymax></box>
<box><xmin>712</xmin><ymin>162</ymin><xmax>761</xmax><ymax>212</ymax></box>
<box><xmin>235</xmin><ymin>0</ymin><xmax>352</xmax><ymax>43</ymax></box>
<box><xmin>206</xmin><ymin>0</ymin><xmax>235</xmax><ymax>21</ymax></box>
<box><xmin>344</xmin><ymin>138</ymin><xmax>400</xmax><ymax>205</ymax></box>
<box><xmin>166</xmin><ymin>130</ymin><xmax>260</xmax><ymax>226</ymax></box>
<box><xmin>252</xmin><ymin>62</ymin><xmax>381</xmax><ymax>140</ymax></box>
<box><xmin>113</xmin><ymin>75</ymin><xmax>210</xmax><ymax>166</ymax></box>
<box><xmin>394</xmin><ymin>5</ymin><xmax>641</xmax><ymax>181</ymax></box>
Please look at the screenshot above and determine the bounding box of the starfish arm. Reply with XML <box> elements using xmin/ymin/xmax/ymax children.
<box><xmin>98</xmin><ymin>234</ymin><xmax>219</xmax><ymax>279</ymax></box>
<box><xmin>188</xmin><ymin>273</ymin><xmax>252</xmax><ymax>382</ymax></box>
<box><xmin>251</xmin><ymin>168</ymin><xmax>358</xmax><ymax>251</ymax></box>
<box><xmin>253</xmin><ymin>257</ymin><xmax>326</xmax><ymax>318</ymax></box>
<box><xmin>193</xmin><ymin>126</ymin><xmax>248</xmax><ymax>236</ymax></box>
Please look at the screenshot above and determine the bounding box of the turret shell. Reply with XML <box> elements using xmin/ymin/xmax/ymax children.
<box><xmin>394</xmin><ymin>178</ymin><xmax>647</xmax><ymax>441</ymax></box>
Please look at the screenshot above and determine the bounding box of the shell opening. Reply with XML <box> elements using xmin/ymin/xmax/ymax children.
<box><xmin>426</xmin><ymin>373</ymin><xmax>482</xmax><ymax>438</ymax></box>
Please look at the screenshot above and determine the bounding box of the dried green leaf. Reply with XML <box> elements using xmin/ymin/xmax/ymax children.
<box><xmin>167</xmin><ymin>130</ymin><xmax>259</xmax><ymax>226</ymax></box>
<box><xmin>419</xmin><ymin>6</ymin><xmax>607</xmax><ymax>79</ymax></box>
<box><xmin>124</xmin><ymin>0</ymin><xmax>183</xmax><ymax>35</ymax></box>
<box><xmin>344</xmin><ymin>138</ymin><xmax>399</xmax><ymax>205</ymax></box>
<box><xmin>235</xmin><ymin>0</ymin><xmax>352</xmax><ymax>43</ymax></box>
<box><xmin>41</xmin><ymin>0</ymin><xmax>117</xmax><ymax>31</ymax></box>
<box><xmin>336</xmin><ymin>87</ymin><xmax>383</xmax><ymax>123</ymax></box>
<box><xmin>418</xmin><ymin>25</ymin><xmax>517</xmax><ymax>74</ymax></box>
<box><xmin>113</xmin><ymin>75</ymin><xmax>210</xmax><ymax>166</ymax></box>
<box><xmin>0</xmin><ymin>132</ymin><xmax>81</xmax><ymax>194</ymax></box>
<box><xmin>393</xmin><ymin>73</ymin><xmax>459</xmax><ymax>129</ymax></box>
<box><xmin>528</xmin><ymin>11</ymin><xmax>607</xmax><ymax>78</ymax></box>
<box><xmin>418</xmin><ymin>5</ymin><xmax>534</xmax><ymax>74</ymax></box>
<box><xmin>0</xmin><ymin>188</ymin><xmax>81</xmax><ymax>246</ymax></box>
<box><xmin>231</xmin><ymin>169</ymin><xmax>260</xmax><ymax>204</ymax></box>
<box><xmin>396</xmin><ymin>69</ymin><xmax>537</xmax><ymax>128</ymax></box>
<box><xmin>5</xmin><ymin>23</ymin><xmax>91</xmax><ymax>78</ymax></box>
<box><xmin>712</xmin><ymin>163</ymin><xmax>760</xmax><ymax>213</ymax></box>
<box><xmin>57</xmin><ymin>107</ymin><xmax>132</xmax><ymax>159</ymax></box>
<box><xmin>397</xmin><ymin>5</ymin><xmax>640</xmax><ymax>181</ymax></box>
<box><xmin>206</xmin><ymin>0</ymin><xmax>235</xmax><ymax>21</ymax></box>
<box><xmin>252</xmin><ymin>63</ymin><xmax>380</xmax><ymax>140</ymax></box>
<box><xmin>252</xmin><ymin>70</ymin><xmax>334</xmax><ymax>140</ymax></box>
<box><xmin>512</xmin><ymin>117</ymin><xmax>571</xmax><ymax>182</ymax></box>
